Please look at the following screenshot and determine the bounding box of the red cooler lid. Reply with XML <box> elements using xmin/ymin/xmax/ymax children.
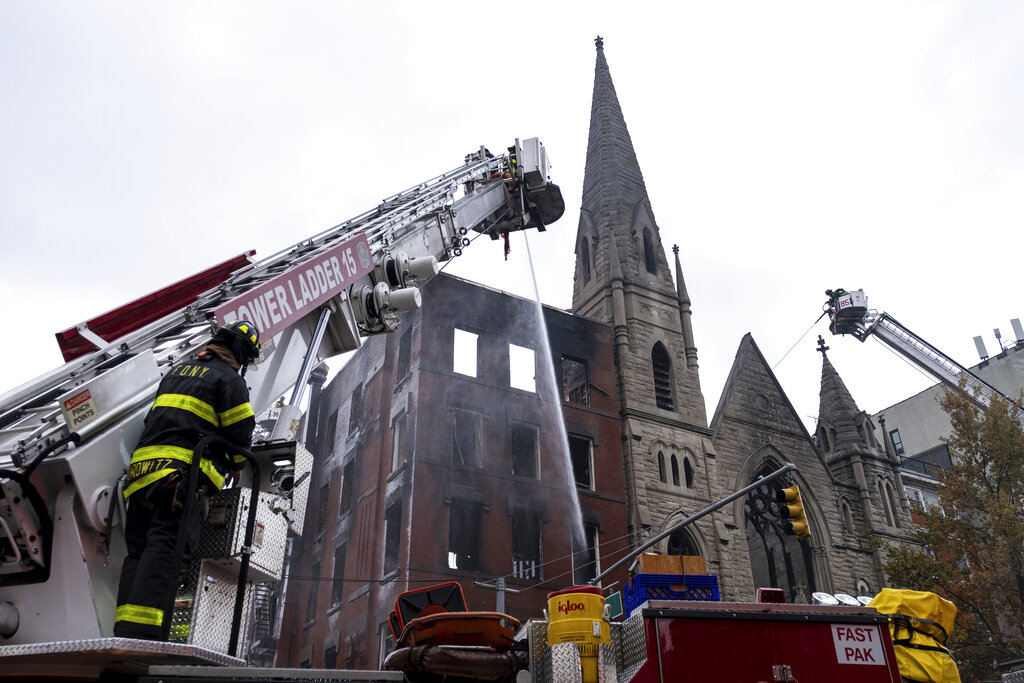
<box><xmin>547</xmin><ymin>585</ymin><xmax>605</xmax><ymax>600</ymax></box>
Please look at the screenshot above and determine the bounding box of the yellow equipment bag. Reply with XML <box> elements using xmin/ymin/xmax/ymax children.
<box><xmin>868</xmin><ymin>588</ymin><xmax>961</xmax><ymax>683</ymax></box>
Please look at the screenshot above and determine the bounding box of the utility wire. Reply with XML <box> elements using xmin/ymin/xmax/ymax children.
<box><xmin>772</xmin><ymin>310</ymin><xmax>828</xmax><ymax>370</ymax></box>
<box><xmin>282</xmin><ymin>528</ymin><xmax>640</xmax><ymax>595</ymax></box>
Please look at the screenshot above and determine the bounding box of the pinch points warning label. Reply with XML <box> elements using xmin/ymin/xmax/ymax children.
<box><xmin>62</xmin><ymin>389</ymin><xmax>98</xmax><ymax>429</ymax></box>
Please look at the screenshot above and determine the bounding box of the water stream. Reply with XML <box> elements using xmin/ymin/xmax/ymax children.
<box><xmin>522</xmin><ymin>232</ymin><xmax>587</xmax><ymax>560</ymax></box>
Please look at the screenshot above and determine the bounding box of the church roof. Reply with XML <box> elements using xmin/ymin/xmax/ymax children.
<box><xmin>710</xmin><ymin>333</ymin><xmax>814</xmax><ymax>443</ymax></box>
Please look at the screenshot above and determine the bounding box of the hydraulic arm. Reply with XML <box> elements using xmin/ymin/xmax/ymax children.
<box><xmin>825</xmin><ymin>288</ymin><xmax>1015</xmax><ymax>414</ymax></box>
<box><xmin>0</xmin><ymin>138</ymin><xmax>563</xmax><ymax>652</ymax></box>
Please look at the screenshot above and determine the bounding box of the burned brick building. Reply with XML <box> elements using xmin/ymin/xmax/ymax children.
<box><xmin>274</xmin><ymin>37</ymin><xmax>917</xmax><ymax>669</ymax></box>
<box><xmin>274</xmin><ymin>274</ymin><xmax>630</xmax><ymax>668</ymax></box>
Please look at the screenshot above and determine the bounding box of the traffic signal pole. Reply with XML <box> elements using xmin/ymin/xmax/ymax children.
<box><xmin>589</xmin><ymin>462</ymin><xmax>797</xmax><ymax>585</ymax></box>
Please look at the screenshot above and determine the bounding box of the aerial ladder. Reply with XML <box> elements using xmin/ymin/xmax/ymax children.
<box><xmin>0</xmin><ymin>138</ymin><xmax>564</xmax><ymax>676</ymax></box>
<box><xmin>824</xmin><ymin>288</ymin><xmax>1020</xmax><ymax>416</ymax></box>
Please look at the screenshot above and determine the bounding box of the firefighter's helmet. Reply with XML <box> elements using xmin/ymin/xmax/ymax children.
<box><xmin>215</xmin><ymin>320</ymin><xmax>261</xmax><ymax>364</ymax></box>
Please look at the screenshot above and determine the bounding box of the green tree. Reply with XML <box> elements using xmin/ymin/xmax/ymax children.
<box><xmin>882</xmin><ymin>385</ymin><xmax>1024</xmax><ymax>683</ymax></box>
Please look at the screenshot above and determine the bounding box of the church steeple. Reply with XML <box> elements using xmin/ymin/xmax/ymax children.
<box><xmin>580</xmin><ymin>36</ymin><xmax>651</xmax><ymax>233</ymax></box>
<box><xmin>816</xmin><ymin>337</ymin><xmax>868</xmax><ymax>455</ymax></box>
<box><xmin>573</xmin><ymin>37</ymin><xmax>676</xmax><ymax>315</ymax></box>
<box><xmin>569</xmin><ymin>38</ymin><xmax>708</xmax><ymax>553</ymax></box>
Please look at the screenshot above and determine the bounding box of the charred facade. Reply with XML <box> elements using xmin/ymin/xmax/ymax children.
<box><xmin>274</xmin><ymin>274</ymin><xmax>629</xmax><ymax>668</ymax></box>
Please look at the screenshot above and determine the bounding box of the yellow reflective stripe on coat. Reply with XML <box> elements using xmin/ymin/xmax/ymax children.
<box><xmin>132</xmin><ymin>444</ymin><xmax>193</xmax><ymax>465</ymax></box>
<box><xmin>116</xmin><ymin>603</ymin><xmax>164</xmax><ymax>626</ymax></box>
<box><xmin>219</xmin><ymin>402</ymin><xmax>254</xmax><ymax>427</ymax></box>
<box><xmin>152</xmin><ymin>393</ymin><xmax>218</xmax><ymax>425</ymax></box>
<box><xmin>126</xmin><ymin>445</ymin><xmax>226</xmax><ymax>494</ymax></box>
<box><xmin>123</xmin><ymin>468</ymin><xmax>178</xmax><ymax>498</ymax></box>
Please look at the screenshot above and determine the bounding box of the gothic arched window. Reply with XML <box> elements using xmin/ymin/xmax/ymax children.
<box><xmin>880</xmin><ymin>480</ymin><xmax>902</xmax><ymax>528</ymax></box>
<box><xmin>667</xmin><ymin>528</ymin><xmax>701</xmax><ymax>557</ymax></box>
<box><xmin>657</xmin><ymin>451</ymin><xmax>666</xmax><ymax>483</ymax></box>
<box><xmin>671</xmin><ymin>455</ymin><xmax>680</xmax><ymax>486</ymax></box>
<box><xmin>642</xmin><ymin>227</ymin><xmax>657</xmax><ymax>274</ymax></box>
<box><xmin>745</xmin><ymin>467</ymin><xmax>817</xmax><ymax>604</ymax></box>
<box><xmin>652</xmin><ymin>342</ymin><xmax>674</xmax><ymax>410</ymax></box>
<box><xmin>684</xmin><ymin>458</ymin><xmax>694</xmax><ymax>488</ymax></box>
<box><xmin>840</xmin><ymin>500</ymin><xmax>854</xmax><ymax>533</ymax></box>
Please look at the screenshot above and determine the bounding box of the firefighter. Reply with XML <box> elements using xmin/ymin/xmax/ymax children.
<box><xmin>114</xmin><ymin>320</ymin><xmax>260</xmax><ymax>640</ymax></box>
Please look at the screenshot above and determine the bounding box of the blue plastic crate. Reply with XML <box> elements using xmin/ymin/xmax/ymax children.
<box><xmin>623</xmin><ymin>574</ymin><xmax>720</xmax><ymax>614</ymax></box>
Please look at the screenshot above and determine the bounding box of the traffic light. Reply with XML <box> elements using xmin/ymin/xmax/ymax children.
<box><xmin>777</xmin><ymin>485</ymin><xmax>811</xmax><ymax>539</ymax></box>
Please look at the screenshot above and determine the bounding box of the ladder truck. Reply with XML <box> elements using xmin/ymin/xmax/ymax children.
<box><xmin>0</xmin><ymin>138</ymin><xmax>564</xmax><ymax>680</ymax></box>
<box><xmin>824</xmin><ymin>288</ymin><xmax>1020</xmax><ymax>415</ymax></box>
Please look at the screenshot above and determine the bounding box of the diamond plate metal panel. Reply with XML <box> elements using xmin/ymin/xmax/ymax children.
<box><xmin>548</xmin><ymin>642</ymin><xmax>583</xmax><ymax>683</ymax></box>
<box><xmin>528</xmin><ymin>620</ymin><xmax>549</xmax><ymax>681</ymax></box>
<box><xmin>0</xmin><ymin>634</ymin><xmax>243</xmax><ymax>667</ymax></box>
<box><xmin>288</xmin><ymin>441</ymin><xmax>312</xmax><ymax>536</ymax></box>
<box><xmin>173</xmin><ymin>559</ymin><xmax>254</xmax><ymax>656</ymax></box>
<box><xmin>597</xmin><ymin>642</ymin><xmax>617</xmax><ymax>682</ymax></box>
<box><xmin>617</xmin><ymin>609</ymin><xmax>649</xmax><ymax>682</ymax></box>
<box><xmin>195</xmin><ymin>487</ymin><xmax>288</xmax><ymax>582</ymax></box>
<box><xmin>1004</xmin><ymin>670</ymin><xmax>1024</xmax><ymax>682</ymax></box>
<box><xmin>529</xmin><ymin>619</ymin><xmax>622</xmax><ymax>683</ymax></box>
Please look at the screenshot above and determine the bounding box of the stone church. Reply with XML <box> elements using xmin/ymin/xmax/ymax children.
<box><xmin>274</xmin><ymin>38</ymin><xmax>918</xmax><ymax>669</ymax></box>
<box><xmin>570</xmin><ymin>36</ymin><xmax>915</xmax><ymax>604</ymax></box>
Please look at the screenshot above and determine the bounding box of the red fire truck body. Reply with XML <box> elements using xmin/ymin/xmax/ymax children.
<box><xmin>624</xmin><ymin>601</ymin><xmax>902</xmax><ymax>682</ymax></box>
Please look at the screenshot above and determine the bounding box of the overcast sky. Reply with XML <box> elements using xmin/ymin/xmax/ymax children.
<box><xmin>2</xmin><ymin>2</ymin><xmax>1022</xmax><ymax>433</ymax></box>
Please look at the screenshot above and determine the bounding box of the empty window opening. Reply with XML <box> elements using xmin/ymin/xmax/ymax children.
<box><xmin>452</xmin><ymin>409</ymin><xmax>482</xmax><ymax>467</ymax></box>
<box><xmin>671</xmin><ymin>455</ymin><xmax>680</xmax><ymax>486</ymax></box>
<box><xmin>348</xmin><ymin>383</ymin><xmax>363</xmax><ymax>434</ymax></box>
<box><xmin>331</xmin><ymin>544</ymin><xmax>347</xmax><ymax>606</ymax></box>
<box><xmin>453</xmin><ymin>329</ymin><xmax>479</xmax><ymax>378</ymax></box>
<box><xmin>572</xmin><ymin>523</ymin><xmax>600</xmax><ymax>585</ymax></box>
<box><xmin>512</xmin><ymin>508</ymin><xmax>542</xmax><ymax>580</ymax></box>
<box><xmin>317</xmin><ymin>483</ymin><xmax>330</xmax><ymax>535</ymax></box>
<box><xmin>324</xmin><ymin>409</ymin><xmax>339</xmax><ymax>458</ymax></box>
<box><xmin>569</xmin><ymin>435</ymin><xmax>593</xmax><ymax>490</ymax></box>
<box><xmin>306</xmin><ymin>561</ymin><xmax>320</xmax><ymax>622</ymax></box>
<box><xmin>448</xmin><ymin>499</ymin><xmax>483</xmax><ymax>571</ymax></box>
<box><xmin>642</xmin><ymin>227</ymin><xmax>657</xmax><ymax>274</ymax></box>
<box><xmin>392</xmin><ymin>413</ymin><xmax>408</xmax><ymax>472</ymax></box>
<box><xmin>652</xmin><ymin>343</ymin><xmax>674</xmax><ymax>410</ymax></box>
<box><xmin>384</xmin><ymin>501</ymin><xmax>402</xmax><ymax>576</ymax></box>
<box><xmin>511</xmin><ymin>423</ymin><xmax>539</xmax><ymax>479</ymax></box>
<box><xmin>657</xmin><ymin>451</ymin><xmax>666</xmax><ymax>483</ymax></box>
<box><xmin>340</xmin><ymin>460</ymin><xmax>355</xmax><ymax>516</ymax></box>
<box><xmin>684</xmin><ymin>458</ymin><xmax>694</xmax><ymax>488</ymax></box>
<box><xmin>562</xmin><ymin>355</ymin><xmax>591</xmax><ymax>406</ymax></box>
<box><xmin>510</xmin><ymin>344</ymin><xmax>536</xmax><ymax>392</ymax></box>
